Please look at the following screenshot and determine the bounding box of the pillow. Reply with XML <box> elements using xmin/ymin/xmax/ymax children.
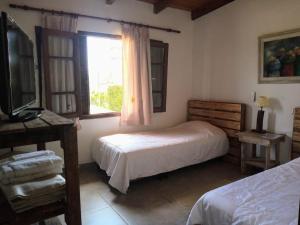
<box><xmin>175</xmin><ymin>120</ymin><xmax>226</xmax><ymax>136</ymax></box>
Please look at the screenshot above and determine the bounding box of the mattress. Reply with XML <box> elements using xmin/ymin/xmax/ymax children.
<box><xmin>187</xmin><ymin>157</ymin><xmax>300</xmax><ymax>225</ymax></box>
<box><xmin>92</xmin><ymin>121</ymin><xmax>229</xmax><ymax>193</ymax></box>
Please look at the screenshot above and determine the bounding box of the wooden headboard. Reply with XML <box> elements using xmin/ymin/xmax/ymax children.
<box><xmin>292</xmin><ymin>108</ymin><xmax>300</xmax><ymax>159</ymax></box>
<box><xmin>188</xmin><ymin>100</ymin><xmax>246</xmax><ymax>164</ymax></box>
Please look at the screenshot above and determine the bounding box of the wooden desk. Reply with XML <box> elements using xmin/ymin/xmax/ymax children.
<box><xmin>0</xmin><ymin>110</ymin><xmax>81</xmax><ymax>225</ymax></box>
<box><xmin>237</xmin><ymin>131</ymin><xmax>285</xmax><ymax>173</ymax></box>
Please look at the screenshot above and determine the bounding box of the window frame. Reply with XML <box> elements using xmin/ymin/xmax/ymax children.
<box><xmin>78</xmin><ymin>31</ymin><xmax>122</xmax><ymax>120</ymax></box>
<box><xmin>150</xmin><ymin>40</ymin><xmax>169</xmax><ymax>113</ymax></box>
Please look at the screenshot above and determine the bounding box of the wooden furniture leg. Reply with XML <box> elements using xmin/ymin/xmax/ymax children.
<box><xmin>265</xmin><ymin>146</ymin><xmax>271</xmax><ymax>170</ymax></box>
<box><xmin>37</xmin><ymin>143</ymin><xmax>46</xmax><ymax>151</ymax></box>
<box><xmin>61</xmin><ymin>126</ymin><xmax>81</xmax><ymax>225</ymax></box>
<box><xmin>241</xmin><ymin>143</ymin><xmax>246</xmax><ymax>173</ymax></box>
<box><xmin>252</xmin><ymin>144</ymin><xmax>257</xmax><ymax>158</ymax></box>
<box><xmin>275</xmin><ymin>143</ymin><xmax>280</xmax><ymax>165</ymax></box>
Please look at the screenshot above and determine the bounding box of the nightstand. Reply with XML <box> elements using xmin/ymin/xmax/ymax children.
<box><xmin>237</xmin><ymin>131</ymin><xmax>285</xmax><ymax>173</ymax></box>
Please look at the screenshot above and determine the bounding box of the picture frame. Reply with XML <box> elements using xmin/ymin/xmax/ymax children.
<box><xmin>259</xmin><ymin>28</ymin><xmax>300</xmax><ymax>84</ymax></box>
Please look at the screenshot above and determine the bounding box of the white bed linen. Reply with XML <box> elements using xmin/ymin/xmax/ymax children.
<box><xmin>92</xmin><ymin>121</ymin><xmax>229</xmax><ymax>193</ymax></box>
<box><xmin>187</xmin><ymin>157</ymin><xmax>300</xmax><ymax>225</ymax></box>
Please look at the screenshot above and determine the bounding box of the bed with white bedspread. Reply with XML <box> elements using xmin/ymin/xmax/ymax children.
<box><xmin>92</xmin><ymin>100</ymin><xmax>246</xmax><ymax>193</ymax></box>
<box><xmin>187</xmin><ymin>157</ymin><xmax>300</xmax><ymax>225</ymax></box>
<box><xmin>92</xmin><ymin>121</ymin><xmax>229</xmax><ymax>193</ymax></box>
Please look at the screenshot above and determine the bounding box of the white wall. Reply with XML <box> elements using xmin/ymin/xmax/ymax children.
<box><xmin>192</xmin><ymin>0</ymin><xmax>300</xmax><ymax>162</ymax></box>
<box><xmin>0</xmin><ymin>0</ymin><xmax>194</xmax><ymax>163</ymax></box>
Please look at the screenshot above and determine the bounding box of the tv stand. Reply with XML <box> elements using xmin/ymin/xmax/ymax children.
<box><xmin>10</xmin><ymin>108</ymin><xmax>44</xmax><ymax>122</ymax></box>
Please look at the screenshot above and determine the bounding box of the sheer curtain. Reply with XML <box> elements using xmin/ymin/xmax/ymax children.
<box><xmin>42</xmin><ymin>15</ymin><xmax>78</xmax><ymax>32</ymax></box>
<box><xmin>121</xmin><ymin>25</ymin><xmax>152</xmax><ymax>126</ymax></box>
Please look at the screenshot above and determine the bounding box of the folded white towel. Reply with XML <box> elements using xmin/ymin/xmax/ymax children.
<box><xmin>1</xmin><ymin>175</ymin><xmax>66</xmax><ymax>213</ymax></box>
<box><xmin>1</xmin><ymin>166</ymin><xmax>63</xmax><ymax>185</ymax></box>
<box><xmin>0</xmin><ymin>155</ymin><xmax>63</xmax><ymax>182</ymax></box>
<box><xmin>0</xmin><ymin>150</ymin><xmax>55</xmax><ymax>166</ymax></box>
<box><xmin>12</xmin><ymin>191</ymin><xmax>65</xmax><ymax>212</ymax></box>
<box><xmin>0</xmin><ymin>151</ymin><xmax>66</xmax><ymax>213</ymax></box>
<box><xmin>11</xmin><ymin>150</ymin><xmax>55</xmax><ymax>162</ymax></box>
<box><xmin>1</xmin><ymin>175</ymin><xmax>65</xmax><ymax>201</ymax></box>
<box><xmin>12</xmin><ymin>190</ymin><xmax>65</xmax><ymax>207</ymax></box>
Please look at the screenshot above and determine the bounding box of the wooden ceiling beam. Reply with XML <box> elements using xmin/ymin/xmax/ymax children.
<box><xmin>106</xmin><ymin>0</ymin><xmax>116</xmax><ymax>5</ymax></box>
<box><xmin>191</xmin><ymin>0</ymin><xmax>234</xmax><ymax>20</ymax></box>
<box><xmin>153</xmin><ymin>0</ymin><xmax>171</xmax><ymax>14</ymax></box>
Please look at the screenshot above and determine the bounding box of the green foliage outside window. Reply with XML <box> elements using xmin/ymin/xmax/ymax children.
<box><xmin>90</xmin><ymin>85</ymin><xmax>123</xmax><ymax>112</ymax></box>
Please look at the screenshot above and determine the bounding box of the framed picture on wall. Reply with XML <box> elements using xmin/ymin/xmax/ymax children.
<box><xmin>259</xmin><ymin>28</ymin><xmax>300</xmax><ymax>83</ymax></box>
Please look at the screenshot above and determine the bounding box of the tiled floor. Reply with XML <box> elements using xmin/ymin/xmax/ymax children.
<box><xmin>59</xmin><ymin>159</ymin><xmax>245</xmax><ymax>225</ymax></box>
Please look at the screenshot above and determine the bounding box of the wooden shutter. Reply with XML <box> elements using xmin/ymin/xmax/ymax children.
<box><xmin>42</xmin><ymin>28</ymin><xmax>81</xmax><ymax>117</ymax></box>
<box><xmin>150</xmin><ymin>40</ymin><xmax>169</xmax><ymax>113</ymax></box>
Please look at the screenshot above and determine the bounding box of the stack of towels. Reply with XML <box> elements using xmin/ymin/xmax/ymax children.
<box><xmin>0</xmin><ymin>150</ymin><xmax>65</xmax><ymax>213</ymax></box>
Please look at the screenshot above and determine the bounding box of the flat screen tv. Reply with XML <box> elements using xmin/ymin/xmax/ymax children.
<box><xmin>0</xmin><ymin>12</ymin><xmax>37</xmax><ymax>121</ymax></box>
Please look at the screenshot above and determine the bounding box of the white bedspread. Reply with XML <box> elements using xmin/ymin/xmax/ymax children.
<box><xmin>187</xmin><ymin>157</ymin><xmax>300</xmax><ymax>225</ymax></box>
<box><xmin>92</xmin><ymin>121</ymin><xmax>228</xmax><ymax>193</ymax></box>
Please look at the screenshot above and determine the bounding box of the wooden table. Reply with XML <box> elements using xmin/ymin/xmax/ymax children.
<box><xmin>237</xmin><ymin>131</ymin><xmax>285</xmax><ymax>173</ymax></box>
<box><xmin>0</xmin><ymin>110</ymin><xmax>81</xmax><ymax>225</ymax></box>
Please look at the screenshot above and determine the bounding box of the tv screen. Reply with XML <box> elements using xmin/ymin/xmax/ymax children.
<box><xmin>0</xmin><ymin>12</ymin><xmax>36</xmax><ymax>117</ymax></box>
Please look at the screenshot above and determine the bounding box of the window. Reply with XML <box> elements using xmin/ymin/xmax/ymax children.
<box><xmin>86</xmin><ymin>35</ymin><xmax>122</xmax><ymax>114</ymax></box>
<box><xmin>79</xmin><ymin>32</ymin><xmax>123</xmax><ymax>118</ymax></box>
<box><xmin>150</xmin><ymin>40</ymin><xmax>169</xmax><ymax>113</ymax></box>
<box><xmin>39</xmin><ymin>28</ymin><xmax>169</xmax><ymax>118</ymax></box>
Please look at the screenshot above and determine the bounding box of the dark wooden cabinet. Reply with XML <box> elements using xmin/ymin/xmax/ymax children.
<box><xmin>0</xmin><ymin>110</ymin><xmax>81</xmax><ymax>225</ymax></box>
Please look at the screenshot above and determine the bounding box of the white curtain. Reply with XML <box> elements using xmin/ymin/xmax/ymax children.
<box><xmin>42</xmin><ymin>14</ymin><xmax>78</xmax><ymax>114</ymax></box>
<box><xmin>121</xmin><ymin>25</ymin><xmax>152</xmax><ymax>126</ymax></box>
<box><xmin>42</xmin><ymin>14</ymin><xmax>78</xmax><ymax>32</ymax></box>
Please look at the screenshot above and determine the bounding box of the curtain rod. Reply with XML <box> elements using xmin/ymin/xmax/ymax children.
<box><xmin>9</xmin><ymin>4</ymin><xmax>181</xmax><ymax>34</ymax></box>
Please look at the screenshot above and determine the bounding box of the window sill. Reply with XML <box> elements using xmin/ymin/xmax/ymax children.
<box><xmin>154</xmin><ymin>108</ymin><xmax>166</xmax><ymax>113</ymax></box>
<box><xmin>80</xmin><ymin>112</ymin><xmax>120</xmax><ymax>120</ymax></box>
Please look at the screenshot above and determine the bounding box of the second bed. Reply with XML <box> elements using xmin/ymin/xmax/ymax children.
<box><xmin>187</xmin><ymin>157</ymin><xmax>300</xmax><ymax>225</ymax></box>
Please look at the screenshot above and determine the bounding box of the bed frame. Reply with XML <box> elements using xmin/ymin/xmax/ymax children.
<box><xmin>188</xmin><ymin>100</ymin><xmax>246</xmax><ymax>165</ymax></box>
<box><xmin>292</xmin><ymin>107</ymin><xmax>300</xmax><ymax>159</ymax></box>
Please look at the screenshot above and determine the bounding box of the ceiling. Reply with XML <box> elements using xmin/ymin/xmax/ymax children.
<box><xmin>136</xmin><ymin>0</ymin><xmax>235</xmax><ymax>20</ymax></box>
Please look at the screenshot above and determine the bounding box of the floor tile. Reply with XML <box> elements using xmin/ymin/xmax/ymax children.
<box><xmin>111</xmin><ymin>199</ymin><xmax>189</xmax><ymax>225</ymax></box>
<box><xmin>82</xmin><ymin>208</ymin><xmax>128</xmax><ymax>225</ymax></box>
<box><xmin>80</xmin><ymin>187</ymin><xmax>110</xmax><ymax>213</ymax></box>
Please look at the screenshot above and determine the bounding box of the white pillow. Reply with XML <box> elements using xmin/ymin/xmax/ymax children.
<box><xmin>176</xmin><ymin>120</ymin><xmax>225</xmax><ymax>135</ymax></box>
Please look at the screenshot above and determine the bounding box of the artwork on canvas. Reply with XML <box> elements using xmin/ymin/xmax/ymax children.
<box><xmin>259</xmin><ymin>28</ymin><xmax>300</xmax><ymax>83</ymax></box>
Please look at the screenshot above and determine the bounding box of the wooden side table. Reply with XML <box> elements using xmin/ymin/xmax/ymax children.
<box><xmin>0</xmin><ymin>110</ymin><xmax>81</xmax><ymax>225</ymax></box>
<box><xmin>237</xmin><ymin>131</ymin><xmax>285</xmax><ymax>173</ymax></box>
